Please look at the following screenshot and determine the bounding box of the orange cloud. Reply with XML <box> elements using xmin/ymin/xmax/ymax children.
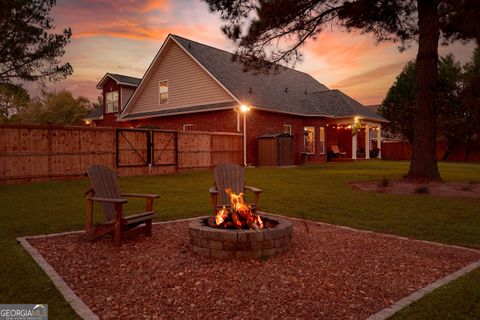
<box><xmin>54</xmin><ymin>0</ymin><xmax>173</xmax><ymax>40</ymax></box>
<box><xmin>328</xmin><ymin>62</ymin><xmax>407</xmax><ymax>104</ymax></box>
<box><xmin>331</xmin><ymin>62</ymin><xmax>406</xmax><ymax>89</ymax></box>
<box><xmin>304</xmin><ymin>30</ymin><xmax>395</xmax><ymax>69</ymax></box>
<box><xmin>138</xmin><ymin>0</ymin><xmax>171</xmax><ymax>13</ymax></box>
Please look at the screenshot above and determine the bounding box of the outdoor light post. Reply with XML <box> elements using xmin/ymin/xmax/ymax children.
<box><xmin>240</xmin><ymin>104</ymin><xmax>250</xmax><ymax>167</ymax></box>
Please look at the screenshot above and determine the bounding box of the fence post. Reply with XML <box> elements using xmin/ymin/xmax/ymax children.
<box><xmin>47</xmin><ymin>127</ymin><xmax>52</xmax><ymax>178</ymax></box>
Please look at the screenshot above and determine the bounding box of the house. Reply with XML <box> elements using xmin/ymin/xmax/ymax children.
<box><xmin>84</xmin><ymin>73</ymin><xmax>141</xmax><ymax>126</ymax></box>
<box><xmin>91</xmin><ymin>34</ymin><xmax>387</xmax><ymax>165</ymax></box>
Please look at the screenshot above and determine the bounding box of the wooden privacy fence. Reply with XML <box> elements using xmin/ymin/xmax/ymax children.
<box><xmin>0</xmin><ymin>124</ymin><xmax>243</xmax><ymax>184</ymax></box>
<box><xmin>381</xmin><ymin>140</ymin><xmax>480</xmax><ymax>161</ymax></box>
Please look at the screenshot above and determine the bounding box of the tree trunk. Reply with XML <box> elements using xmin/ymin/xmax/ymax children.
<box><xmin>441</xmin><ymin>147</ymin><xmax>450</xmax><ymax>161</ymax></box>
<box><xmin>406</xmin><ymin>0</ymin><xmax>441</xmax><ymax>181</ymax></box>
<box><xmin>464</xmin><ymin>138</ymin><xmax>473</xmax><ymax>162</ymax></box>
<box><xmin>441</xmin><ymin>139</ymin><xmax>456</xmax><ymax>161</ymax></box>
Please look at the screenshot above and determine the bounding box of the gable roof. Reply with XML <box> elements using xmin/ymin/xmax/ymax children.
<box><xmin>120</xmin><ymin>34</ymin><xmax>387</xmax><ymax>122</ymax></box>
<box><xmin>96</xmin><ymin>73</ymin><xmax>141</xmax><ymax>89</ymax></box>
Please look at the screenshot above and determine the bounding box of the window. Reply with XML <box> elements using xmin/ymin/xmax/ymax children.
<box><xmin>304</xmin><ymin>126</ymin><xmax>315</xmax><ymax>154</ymax></box>
<box><xmin>159</xmin><ymin>80</ymin><xmax>168</xmax><ymax>104</ymax></box>
<box><xmin>183</xmin><ymin>124</ymin><xmax>193</xmax><ymax>131</ymax></box>
<box><xmin>319</xmin><ymin>127</ymin><xmax>325</xmax><ymax>154</ymax></box>
<box><xmin>105</xmin><ymin>91</ymin><xmax>118</xmax><ymax>113</ymax></box>
<box><xmin>283</xmin><ymin>124</ymin><xmax>292</xmax><ymax>135</ymax></box>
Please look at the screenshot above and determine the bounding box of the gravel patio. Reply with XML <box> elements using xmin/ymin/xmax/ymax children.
<box><xmin>25</xmin><ymin>217</ymin><xmax>480</xmax><ymax>320</ymax></box>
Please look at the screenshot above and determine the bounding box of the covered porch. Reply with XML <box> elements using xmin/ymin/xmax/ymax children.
<box><xmin>326</xmin><ymin>117</ymin><xmax>383</xmax><ymax>161</ymax></box>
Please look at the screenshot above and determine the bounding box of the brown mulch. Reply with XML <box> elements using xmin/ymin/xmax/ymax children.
<box><xmin>351</xmin><ymin>180</ymin><xmax>480</xmax><ymax>199</ymax></box>
<box><xmin>28</xmin><ymin>219</ymin><xmax>480</xmax><ymax>320</ymax></box>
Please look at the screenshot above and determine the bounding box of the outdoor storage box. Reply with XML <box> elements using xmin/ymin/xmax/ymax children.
<box><xmin>257</xmin><ymin>133</ymin><xmax>294</xmax><ymax>166</ymax></box>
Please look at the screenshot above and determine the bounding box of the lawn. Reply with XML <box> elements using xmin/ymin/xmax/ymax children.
<box><xmin>0</xmin><ymin>160</ymin><xmax>479</xmax><ymax>319</ymax></box>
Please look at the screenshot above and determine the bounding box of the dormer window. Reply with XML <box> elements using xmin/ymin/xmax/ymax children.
<box><xmin>105</xmin><ymin>91</ymin><xmax>118</xmax><ymax>113</ymax></box>
<box><xmin>159</xmin><ymin>80</ymin><xmax>168</xmax><ymax>104</ymax></box>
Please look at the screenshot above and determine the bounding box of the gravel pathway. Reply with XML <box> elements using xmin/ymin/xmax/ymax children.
<box><xmin>27</xmin><ymin>219</ymin><xmax>480</xmax><ymax>320</ymax></box>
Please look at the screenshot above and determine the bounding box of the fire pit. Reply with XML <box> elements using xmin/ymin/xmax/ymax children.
<box><xmin>188</xmin><ymin>215</ymin><xmax>292</xmax><ymax>259</ymax></box>
<box><xmin>189</xmin><ymin>189</ymin><xmax>292</xmax><ymax>259</ymax></box>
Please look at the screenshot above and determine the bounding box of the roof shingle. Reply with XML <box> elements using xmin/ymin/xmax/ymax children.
<box><xmin>108</xmin><ymin>74</ymin><xmax>141</xmax><ymax>86</ymax></box>
<box><xmin>171</xmin><ymin>35</ymin><xmax>386</xmax><ymax>122</ymax></box>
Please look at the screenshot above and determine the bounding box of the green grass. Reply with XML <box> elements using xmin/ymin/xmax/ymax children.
<box><xmin>1</xmin><ymin>161</ymin><xmax>479</xmax><ymax>319</ymax></box>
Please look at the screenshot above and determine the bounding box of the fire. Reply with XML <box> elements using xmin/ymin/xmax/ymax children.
<box><xmin>215</xmin><ymin>206</ymin><xmax>228</xmax><ymax>225</ymax></box>
<box><xmin>214</xmin><ymin>188</ymin><xmax>264</xmax><ymax>229</ymax></box>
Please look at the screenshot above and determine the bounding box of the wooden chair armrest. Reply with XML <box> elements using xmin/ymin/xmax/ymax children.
<box><xmin>245</xmin><ymin>186</ymin><xmax>261</xmax><ymax>210</ymax></box>
<box><xmin>122</xmin><ymin>193</ymin><xmax>158</xmax><ymax>211</ymax></box>
<box><xmin>245</xmin><ymin>186</ymin><xmax>262</xmax><ymax>194</ymax></box>
<box><xmin>209</xmin><ymin>186</ymin><xmax>218</xmax><ymax>194</ymax></box>
<box><xmin>122</xmin><ymin>193</ymin><xmax>160</xmax><ymax>199</ymax></box>
<box><xmin>87</xmin><ymin>196</ymin><xmax>128</xmax><ymax>204</ymax></box>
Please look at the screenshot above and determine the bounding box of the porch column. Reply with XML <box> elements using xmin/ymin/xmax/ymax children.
<box><xmin>377</xmin><ymin>124</ymin><xmax>382</xmax><ymax>159</ymax></box>
<box><xmin>365</xmin><ymin>125</ymin><xmax>370</xmax><ymax>159</ymax></box>
<box><xmin>352</xmin><ymin>133</ymin><xmax>357</xmax><ymax>159</ymax></box>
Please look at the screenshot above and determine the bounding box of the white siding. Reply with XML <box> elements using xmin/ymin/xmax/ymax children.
<box><xmin>128</xmin><ymin>41</ymin><xmax>234</xmax><ymax>115</ymax></box>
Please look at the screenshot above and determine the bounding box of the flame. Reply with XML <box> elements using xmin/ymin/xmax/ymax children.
<box><xmin>215</xmin><ymin>206</ymin><xmax>228</xmax><ymax>225</ymax></box>
<box><xmin>256</xmin><ymin>215</ymin><xmax>264</xmax><ymax>229</ymax></box>
<box><xmin>214</xmin><ymin>189</ymin><xmax>264</xmax><ymax>229</ymax></box>
<box><xmin>225</xmin><ymin>188</ymin><xmax>245</xmax><ymax>211</ymax></box>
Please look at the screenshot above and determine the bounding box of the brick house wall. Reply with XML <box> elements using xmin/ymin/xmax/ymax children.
<box><xmin>114</xmin><ymin>108</ymin><xmax>334</xmax><ymax>165</ymax></box>
<box><xmin>123</xmin><ymin>109</ymin><xmax>238</xmax><ymax>132</ymax></box>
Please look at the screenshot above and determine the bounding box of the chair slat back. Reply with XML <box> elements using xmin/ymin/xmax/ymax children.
<box><xmin>214</xmin><ymin>163</ymin><xmax>245</xmax><ymax>206</ymax></box>
<box><xmin>87</xmin><ymin>165</ymin><xmax>122</xmax><ymax>222</ymax></box>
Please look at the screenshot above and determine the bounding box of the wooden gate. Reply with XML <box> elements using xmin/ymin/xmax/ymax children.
<box><xmin>116</xmin><ymin>129</ymin><xmax>178</xmax><ymax>167</ymax></box>
<box><xmin>151</xmin><ymin>130</ymin><xmax>177</xmax><ymax>166</ymax></box>
<box><xmin>116</xmin><ymin>129</ymin><xmax>149</xmax><ymax>167</ymax></box>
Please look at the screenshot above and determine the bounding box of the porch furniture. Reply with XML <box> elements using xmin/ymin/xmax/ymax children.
<box><xmin>209</xmin><ymin>163</ymin><xmax>262</xmax><ymax>214</ymax></box>
<box><xmin>331</xmin><ymin>145</ymin><xmax>347</xmax><ymax>158</ymax></box>
<box><xmin>85</xmin><ymin>165</ymin><xmax>159</xmax><ymax>246</ymax></box>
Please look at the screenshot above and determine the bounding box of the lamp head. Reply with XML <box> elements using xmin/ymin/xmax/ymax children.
<box><xmin>240</xmin><ymin>104</ymin><xmax>250</xmax><ymax>113</ymax></box>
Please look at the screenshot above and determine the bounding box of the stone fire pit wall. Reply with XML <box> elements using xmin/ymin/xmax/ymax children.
<box><xmin>189</xmin><ymin>215</ymin><xmax>293</xmax><ymax>259</ymax></box>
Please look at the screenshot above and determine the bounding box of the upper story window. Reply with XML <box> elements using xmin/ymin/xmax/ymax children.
<box><xmin>319</xmin><ymin>127</ymin><xmax>325</xmax><ymax>154</ymax></box>
<box><xmin>283</xmin><ymin>124</ymin><xmax>292</xmax><ymax>135</ymax></box>
<box><xmin>105</xmin><ymin>91</ymin><xmax>118</xmax><ymax>113</ymax></box>
<box><xmin>304</xmin><ymin>126</ymin><xmax>315</xmax><ymax>154</ymax></box>
<box><xmin>159</xmin><ymin>80</ymin><xmax>168</xmax><ymax>104</ymax></box>
<box><xmin>183</xmin><ymin>124</ymin><xmax>194</xmax><ymax>131</ymax></box>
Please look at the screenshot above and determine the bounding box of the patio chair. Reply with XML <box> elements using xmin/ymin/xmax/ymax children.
<box><xmin>209</xmin><ymin>163</ymin><xmax>262</xmax><ymax>214</ymax></box>
<box><xmin>85</xmin><ymin>165</ymin><xmax>159</xmax><ymax>246</ymax></box>
<box><xmin>331</xmin><ymin>145</ymin><xmax>347</xmax><ymax>158</ymax></box>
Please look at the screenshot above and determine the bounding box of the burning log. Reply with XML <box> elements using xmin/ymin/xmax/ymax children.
<box><xmin>231</xmin><ymin>212</ymin><xmax>242</xmax><ymax>229</ymax></box>
<box><xmin>247</xmin><ymin>221</ymin><xmax>260</xmax><ymax>230</ymax></box>
<box><xmin>215</xmin><ymin>206</ymin><xmax>229</xmax><ymax>226</ymax></box>
<box><xmin>213</xmin><ymin>189</ymin><xmax>264</xmax><ymax>230</ymax></box>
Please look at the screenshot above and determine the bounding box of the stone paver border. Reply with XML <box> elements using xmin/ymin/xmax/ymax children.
<box><xmin>18</xmin><ymin>214</ymin><xmax>480</xmax><ymax>320</ymax></box>
<box><xmin>17</xmin><ymin>237</ymin><xmax>99</xmax><ymax>320</ymax></box>
<box><xmin>17</xmin><ymin>217</ymin><xmax>203</xmax><ymax>320</ymax></box>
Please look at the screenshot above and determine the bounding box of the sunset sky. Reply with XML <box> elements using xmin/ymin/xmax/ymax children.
<box><xmin>38</xmin><ymin>0</ymin><xmax>477</xmax><ymax>105</ymax></box>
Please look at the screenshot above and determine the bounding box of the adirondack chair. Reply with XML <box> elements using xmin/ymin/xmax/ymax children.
<box><xmin>331</xmin><ymin>145</ymin><xmax>347</xmax><ymax>158</ymax></box>
<box><xmin>85</xmin><ymin>165</ymin><xmax>159</xmax><ymax>246</ymax></box>
<box><xmin>209</xmin><ymin>163</ymin><xmax>262</xmax><ymax>214</ymax></box>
